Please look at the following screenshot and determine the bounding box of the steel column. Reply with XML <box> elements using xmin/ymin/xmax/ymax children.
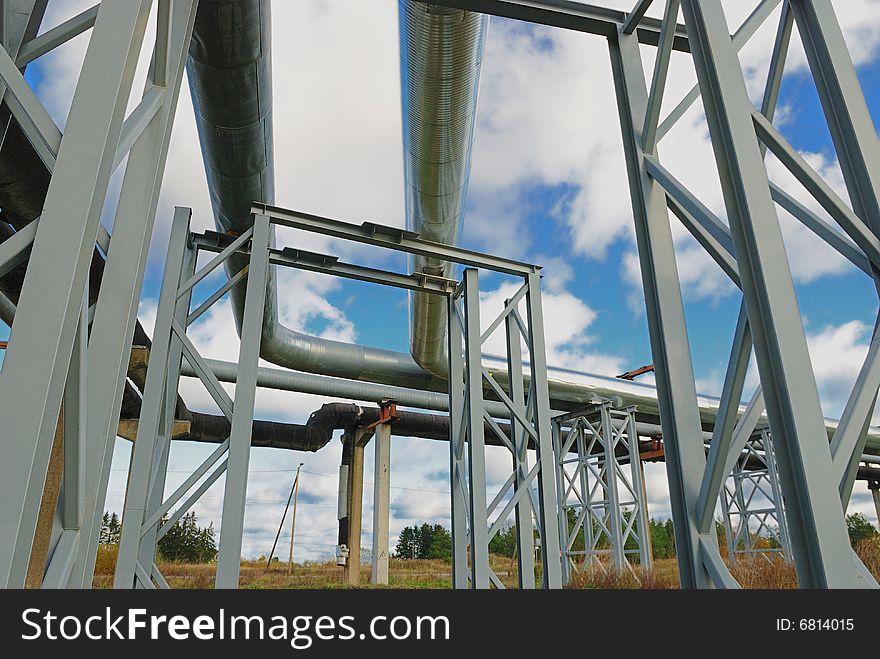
<box><xmin>524</xmin><ymin>272</ymin><xmax>563</xmax><ymax>588</ymax></box>
<box><xmin>682</xmin><ymin>0</ymin><xmax>863</xmax><ymax>588</ymax></box>
<box><xmin>72</xmin><ymin>0</ymin><xmax>198</xmax><ymax>587</ymax></box>
<box><xmin>114</xmin><ymin>207</ymin><xmax>193</xmax><ymax>589</ymax></box>
<box><xmin>447</xmin><ymin>294</ymin><xmax>469</xmax><ymax>588</ymax></box>
<box><xmin>505</xmin><ymin>294</ymin><xmax>535</xmax><ymax>588</ymax></box>
<box><xmin>788</xmin><ymin>0</ymin><xmax>880</xmax><ymax>506</ymax></box>
<box><xmin>609</xmin><ymin>26</ymin><xmax>715</xmax><ymax>588</ymax></box>
<box><xmin>215</xmin><ymin>213</ymin><xmax>271</xmax><ymax>588</ymax></box>
<box><xmin>0</xmin><ymin>0</ymin><xmax>151</xmax><ymax>588</ymax></box>
<box><xmin>462</xmin><ymin>268</ymin><xmax>490</xmax><ymax>589</ymax></box>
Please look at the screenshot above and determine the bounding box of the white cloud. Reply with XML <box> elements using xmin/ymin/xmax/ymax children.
<box><xmin>469</xmin><ymin>0</ymin><xmax>880</xmax><ymax>308</ymax></box>
<box><xmin>478</xmin><ymin>279</ymin><xmax>626</xmax><ymax>375</ymax></box>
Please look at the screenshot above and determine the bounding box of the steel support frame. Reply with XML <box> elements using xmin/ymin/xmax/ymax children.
<box><xmin>0</xmin><ymin>0</ymin><xmax>196</xmax><ymax>589</ymax></box>
<box><xmin>112</xmin><ymin>204</ymin><xmax>559</xmax><ymax>589</ymax></box>
<box><xmin>447</xmin><ymin>269</ymin><xmax>562</xmax><ymax>589</ymax></box>
<box><xmin>720</xmin><ymin>430</ymin><xmax>792</xmax><ymax>562</ymax></box>
<box><xmin>553</xmin><ymin>404</ymin><xmax>652</xmax><ymax>583</ymax></box>
<box><xmin>114</xmin><ymin>209</ymin><xmax>270</xmax><ymax>589</ymax></box>
<box><xmin>604</xmin><ymin>0</ymin><xmax>880</xmax><ymax>588</ymax></box>
<box><xmin>681</xmin><ymin>0</ymin><xmax>869</xmax><ymax>588</ymax></box>
<box><xmin>609</xmin><ymin>23</ymin><xmax>722</xmax><ymax>589</ymax></box>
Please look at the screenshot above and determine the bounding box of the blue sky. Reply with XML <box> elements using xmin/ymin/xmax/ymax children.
<box><xmin>9</xmin><ymin>0</ymin><xmax>880</xmax><ymax>562</ymax></box>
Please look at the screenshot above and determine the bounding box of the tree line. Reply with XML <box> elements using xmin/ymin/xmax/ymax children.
<box><xmin>100</xmin><ymin>510</ymin><xmax>218</xmax><ymax>563</ymax></box>
<box><xmin>395</xmin><ymin>511</ymin><xmax>878</xmax><ymax>563</ymax></box>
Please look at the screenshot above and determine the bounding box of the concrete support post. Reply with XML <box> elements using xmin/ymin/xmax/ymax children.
<box><xmin>343</xmin><ymin>429</ymin><xmax>367</xmax><ymax>586</ymax></box>
<box><xmin>370</xmin><ymin>422</ymin><xmax>391</xmax><ymax>585</ymax></box>
<box><xmin>869</xmin><ymin>481</ymin><xmax>880</xmax><ymax>530</ymax></box>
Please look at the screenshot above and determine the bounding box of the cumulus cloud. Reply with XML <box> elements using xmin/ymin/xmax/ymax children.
<box><xmin>478</xmin><ymin>278</ymin><xmax>626</xmax><ymax>375</ymax></box>
<box><xmin>470</xmin><ymin>0</ymin><xmax>880</xmax><ymax>309</ymax></box>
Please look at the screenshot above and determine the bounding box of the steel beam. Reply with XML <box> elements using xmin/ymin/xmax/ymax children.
<box><xmin>72</xmin><ymin>0</ymin><xmax>198</xmax><ymax>588</ymax></box>
<box><xmin>429</xmin><ymin>0</ymin><xmax>690</xmax><ymax>51</ymax></box>
<box><xmin>506</xmin><ymin>296</ymin><xmax>535</xmax><ymax>588</ymax></box>
<box><xmin>0</xmin><ymin>0</ymin><xmax>151</xmax><ymax>588</ymax></box>
<box><xmin>462</xmin><ymin>269</ymin><xmax>490</xmax><ymax>589</ymax></box>
<box><xmin>789</xmin><ymin>0</ymin><xmax>880</xmax><ymax>507</ymax></box>
<box><xmin>524</xmin><ymin>272</ymin><xmax>563</xmax><ymax>588</ymax></box>
<box><xmin>215</xmin><ymin>213</ymin><xmax>271</xmax><ymax>588</ymax></box>
<box><xmin>114</xmin><ymin>207</ymin><xmax>192</xmax><ymax>589</ymax></box>
<box><xmin>681</xmin><ymin>0</ymin><xmax>863</xmax><ymax>588</ymax></box>
<box><xmin>609</xmin><ymin>26</ymin><xmax>715</xmax><ymax>588</ymax></box>
<box><xmin>447</xmin><ymin>295</ymin><xmax>469</xmax><ymax>588</ymax></box>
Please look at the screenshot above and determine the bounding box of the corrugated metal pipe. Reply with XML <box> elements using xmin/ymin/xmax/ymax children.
<box><xmin>187</xmin><ymin>0</ymin><xmax>442</xmax><ymax>390</ymax></box>
<box><xmin>401</xmin><ymin>1</ymin><xmax>487</xmax><ymax>377</ymax></box>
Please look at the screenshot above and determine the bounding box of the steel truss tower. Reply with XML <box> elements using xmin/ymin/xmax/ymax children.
<box><xmin>431</xmin><ymin>0</ymin><xmax>880</xmax><ymax>589</ymax></box>
<box><xmin>720</xmin><ymin>429</ymin><xmax>792</xmax><ymax>562</ymax></box>
<box><xmin>0</xmin><ymin>0</ymin><xmax>198</xmax><ymax>588</ymax></box>
<box><xmin>112</xmin><ymin>203</ymin><xmax>562</xmax><ymax>588</ymax></box>
<box><xmin>553</xmin><ymin>404</ymin><xmax>652</xmax><ymax>583</ymax></box>
<box><xmin>1</xmin><ymin>0</ymin><xmax>879</xmax><ymax>590</ymax></box>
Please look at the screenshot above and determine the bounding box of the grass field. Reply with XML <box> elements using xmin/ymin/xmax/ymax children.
<box><xmin>92</xmin><ymin>537</ymin><xmax>880</xmax><ymax>589</ymax></box>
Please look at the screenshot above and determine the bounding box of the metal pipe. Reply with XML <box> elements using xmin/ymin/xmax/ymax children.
<box><xmin>401</xmin><ymin>1</ymin><xmax>487</xmax><ymax>377</ymax></box>
<box><xmin>187</xmin><ymin>0</ymin><xmax>443</xmax><ymax>390</ymax></box>
<box><xmin>183</xmin><ymin>1</ymin><xmax>880</xmax><ymax>459</ymax></box>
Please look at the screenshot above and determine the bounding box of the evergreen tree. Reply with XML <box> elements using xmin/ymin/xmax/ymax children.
<box><xmin>108</xmin><ymin>513</ymin><xmax>121</xmax><ymax>544</ymax></box>
<box><xmin>846</xmin><ymin>512</ymin><xmax>878</xmax><ymax>544</ymax></box>
<box><xmin>100</xmin><ymin>512</ymin><xmax>111</xmax><ymax>545</ymax></box>
<box><xmin>395</xmin><ymin>525</ymin><xmax>419</xmax><ymax>559</ymax></box>
<box><xmin>157</xmin><ymin>512</ymin><xmax>218</xmax><ymax>562</ymax></box>
<box><xmin>425</xmin><ymin>525</ymin><xmax>452</xmax><ymax>561</ymax></box>
<box><xmin>99</xmin><ymin>511</ymin><xmax>122</xmax><ymax>545</ymax></box>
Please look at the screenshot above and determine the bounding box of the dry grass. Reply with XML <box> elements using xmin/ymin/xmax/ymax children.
<box><xmin>565</xmin><ymin>558</ymin><xmax>679</xmax><ymax>589</ymax></box>
<box><xmin>91</xmin><ymin>542</ymin><xmax>880</xmax><ymax>589</ymax></box>
<box><xmin>855</xmin><ymin>536</ymin><xmax>880</xmax><ymax>576</ymax></box>
<box><xmin>92</xmin><ymin>547</ymin><xmax>519</xmax><ymax>589</ymax></box>
<box><xmin>566</xmin><ymin>555</ymin><xmax>801</xmax><ymax>589</ymax></box>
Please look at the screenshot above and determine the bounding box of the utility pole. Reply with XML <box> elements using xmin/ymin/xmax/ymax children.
<box><xmin>288</xmin><ymin>463</ymin><xmax>304</xmax><ymax>574</ymax></box>
<box><xmin>265</xmin><ymin>461</ymin><xmax>304</xmax><ymax>570</ymax></box>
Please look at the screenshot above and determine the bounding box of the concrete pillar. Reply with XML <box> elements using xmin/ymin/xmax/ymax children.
<box><xmin>344</xmin><ymin>432</ymin><xmax>366</xmax><ymax>586</ymax></box>
<box><xmin>869</xmin><ymin>481</ymin><xmax>880</xmax><ymax>530</ymax></box>
<box><xmin>371</xmin><ymin>423</ymin><xmax>391</xmax><ymax>585</ymax></box>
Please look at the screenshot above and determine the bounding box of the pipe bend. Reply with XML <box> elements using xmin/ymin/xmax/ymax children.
<box><xmin>401</xmin><ymin>1</ymin><xmax>488</xmax><ymax>378</ymax></box>
<box><xmin>188</xmin><ymin>0</ymin><xmax>445</xmax><ymax>390</ymax></box>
